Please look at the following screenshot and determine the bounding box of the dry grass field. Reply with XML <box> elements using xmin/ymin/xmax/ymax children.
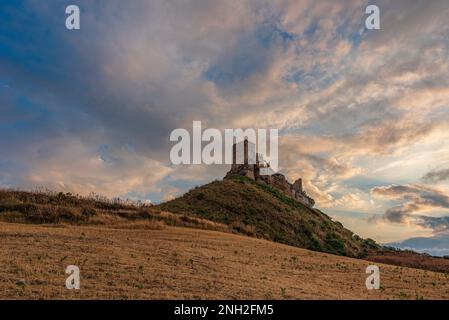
<box><xmin>1</xmin><ymin>221</ymin><xmax>449</xmax><ymax>300</ymax></box>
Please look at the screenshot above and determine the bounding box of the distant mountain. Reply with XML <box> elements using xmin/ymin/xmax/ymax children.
<box><xmin>386</xmin><ymin>235</ymin><xmax>449</xmax><ymax>257</ymax></box>
<box><xmin>159</xmin><ymin>175</ymin><xmax>377</xmax><ymax>258</ymax></box>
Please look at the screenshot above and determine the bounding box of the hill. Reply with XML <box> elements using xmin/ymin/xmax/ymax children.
<box><xmin>0</xmin><ymin>189</ymin><xmax>232</xmax><ymax>234</ymax></box>
<box><xmin>1</xmin><ymin>222</ymin><xmax>448</xmax><ymax>300</ymax></box>
<box><xmin>159</xmin><ymin>175</ymin><xmax>377</xmax><ymax>258</ymax></box>
<box><xmin>3</xmin><ymin>187</ymin><xmax>449</xmax><ymax>274</ymax></box>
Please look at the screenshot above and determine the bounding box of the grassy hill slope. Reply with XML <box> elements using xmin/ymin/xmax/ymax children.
<box><xmin>2</xmin><ymin>187</ymin><xmax>449</xmax><ymax>273</ymax></box>
<box><xmin>0</xmin><ymin>189</ymin><xmax>232</xmax><ymax>234</ymax></box>
<box><xmin>159</xmin><ymin>176</ymin><xmax>377</xmax><ymax>258</ymax></box>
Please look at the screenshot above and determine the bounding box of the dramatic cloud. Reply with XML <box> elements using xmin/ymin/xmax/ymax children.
<box><xmin>423</xmin><ymin>168</ymin><xmax>449</xmax><ymax>183</ymax></box>
<box><xmin>386</xmin><ymin>234</ymin><xmax>449</xmax><ymax>257</ymax></box>
<box><xmin>1</xmin><ymin>0</ymin><xmax>449</xmax><ymax>245</ymax></box>
<box><xmin>372</xmin><ymin>184</ymin><xmax>449</xmax><ymax>234</ymax></box>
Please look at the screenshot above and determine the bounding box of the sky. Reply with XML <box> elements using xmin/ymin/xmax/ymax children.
<box><xmin>1</xmin><ymin>0</ymin><xmax>449</xmax><ymax>249</ymax></box>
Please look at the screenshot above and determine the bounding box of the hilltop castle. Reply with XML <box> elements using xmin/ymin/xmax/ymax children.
<box><xmin>225</xmin><ymin>139</ymin><xmax>315</xmax><ymax>208</ymax></box>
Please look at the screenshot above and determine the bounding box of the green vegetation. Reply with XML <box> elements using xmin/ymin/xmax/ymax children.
<box><xmin>0</xmin><ymin>189</ymin><xmax>231</xmax><ymax>234</ymax></box>
<box><xmin>1</xmin><ymin>178</ymin><xmax>378</xmax><ymax>258</ymax></box>
<box><xmin>160</xmin><ymin>176</ymin><xmax>374</xmax><ymax>257</ymax></box>
<box><xmin>0</xmin><ymin>190</ymin><xmax>136</xmax><ymax>224</ymax></box>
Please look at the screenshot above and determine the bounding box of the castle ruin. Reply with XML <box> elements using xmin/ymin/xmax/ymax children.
<box><xmin>225</xmin><ymin>139</ymin><xmax>315</xmax><ymax>208</ymax></box>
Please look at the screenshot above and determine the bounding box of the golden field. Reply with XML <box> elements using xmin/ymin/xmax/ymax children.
<box><xmin>1</xmin><ymin>221</ymin><xmax>448</xmax><ymax>300</ymax></box>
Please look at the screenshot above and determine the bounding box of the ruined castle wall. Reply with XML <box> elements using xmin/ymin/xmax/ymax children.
<box><xmin>255</xmin><ymin>173</ymin><xmax>314</xmax><ymax>207</ymax></box>
<box><xmin>228</xmin><ymin>140</ymin><xmax>315</xmax><ymax>207</ymax></box>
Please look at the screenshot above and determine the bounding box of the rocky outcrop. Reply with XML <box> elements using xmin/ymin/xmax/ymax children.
<box><xmin>256</xmin><ymin>173</ymin><xmax>315</xmax><ymax>208</ymax></box>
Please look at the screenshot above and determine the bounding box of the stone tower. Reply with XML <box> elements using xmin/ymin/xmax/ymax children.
<box><xmin>229</xmin><ymin>139</ymin><xmax>257</xmax><ymax>179</ymax></box>
<box><xmin>224</xmin><ymin>139</ymin><xmax>315</xmax><ymax>208</ymax></box>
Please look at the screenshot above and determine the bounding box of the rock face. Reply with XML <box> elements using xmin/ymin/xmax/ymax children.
<box><xmin>225</xmin><ymin>139</ymin><xmax>315</xmax><ymax>208</ymax></box>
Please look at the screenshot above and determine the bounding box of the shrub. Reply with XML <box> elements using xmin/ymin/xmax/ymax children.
<box><xmin>363</xmin><ymin>238</ymin><xmax>379</xmax><ymax>249</ymax></box>
<box><xmin>325</xmin><ymin>234</ymin><xmax>346</xmax><ymax>255</ymax></box>
<box><xmin>230</xmin><ymin>220</ymin><xmax>257</xmax><ymax>236</ymax></box>
<box><xmin>82</xmin><ymin>207</ymin><xmax>96</xmax><ymax>217</ymax></box>
<box><xmin>0</xmin><ymin>211</ymin><xmax>25</xmax><ymax>222</ymax></box>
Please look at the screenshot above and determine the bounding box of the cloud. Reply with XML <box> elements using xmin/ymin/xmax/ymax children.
<box><xmin>422</xmin><ymin>168</ymin><xmax>449</xmax><ymax>183</ymax></box>
<box><xmin>372</xmin><ymin>184</ymin><xmax>449</xmax><ymax>233</ymax></box>
<box><xmin>0</xmin><ymin>137</ymin><xmax>173</xmax><ymax>199</ymax></box>
<box><xmin>386</xmin><ymin>234</ymin><xmax>449</xmax><ymax>257</ymax></box>
<box><xmin>2</xmin><ymin>0</ymin><xmax>449</xmax><ymax>214</ymax></box>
